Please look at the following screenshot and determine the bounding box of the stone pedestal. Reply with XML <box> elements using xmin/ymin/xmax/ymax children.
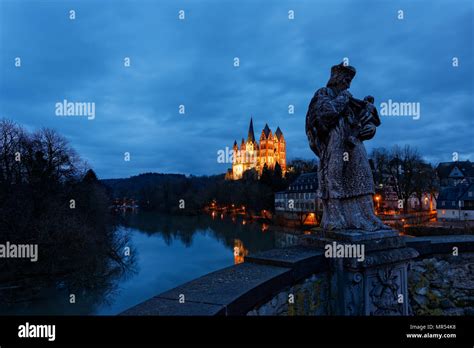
<box><xmin>299</xmin><ymin>229</ymin><xmax>419</xmax><ymax>315</ymax></box>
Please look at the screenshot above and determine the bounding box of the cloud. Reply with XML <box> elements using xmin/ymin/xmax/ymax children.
<box><xmin>0</xmin><ymin>0</ymin><xmax>472</xmax><ymax>178</ymax></box>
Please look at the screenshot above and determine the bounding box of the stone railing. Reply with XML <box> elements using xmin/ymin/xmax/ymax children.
<box><xmin>120</xmin><ymin>235</ymin><xmax>474</xmax><ymax>316</ymax></box>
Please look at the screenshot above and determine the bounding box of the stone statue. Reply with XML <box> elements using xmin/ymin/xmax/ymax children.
<box><xmin>306</xmin><ymin>63</ymin><xmax>389</xmax><ymax>231</ymax></box>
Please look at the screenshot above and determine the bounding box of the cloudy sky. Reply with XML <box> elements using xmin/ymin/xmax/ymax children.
<box><xmin>1</xmin><ymin>0</ymin><xmax>472</xmax><ymax>178</ymax></box>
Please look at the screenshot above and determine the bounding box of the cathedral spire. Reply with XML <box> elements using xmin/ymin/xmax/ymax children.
<box><xmin>275</xmin><ymin>127</ymin><xmax>283</xmax><ymax>140</ymax></box>
<box><xmin>247</xmin><ymin>117</ymin><xmax>255</xmax><ymax>143</ymax></box>
<box><xmin>263</xmin><ymin>123</ymin><xmax>271</xmax><ymax>138</ymax></box>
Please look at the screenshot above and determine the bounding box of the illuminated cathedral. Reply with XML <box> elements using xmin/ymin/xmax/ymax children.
<box><xmin>227</xmin><ymin>118</ymin><xmax>286</xmax><ymax>180</ymax></box>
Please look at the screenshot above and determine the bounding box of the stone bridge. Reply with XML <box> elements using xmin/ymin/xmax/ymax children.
<box><xmin>120</xmin><ymin>235</ymin><xmax>474</xmax><ymax>316</ymax></box>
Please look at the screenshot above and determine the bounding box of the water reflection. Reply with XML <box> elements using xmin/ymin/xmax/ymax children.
<box><xmin>233</xmin><ymin>239</ymin><xmax>248</xmax><ymax>264</ymax></box>
<box><xmin>1</xmin><ymin>212</ymin><xmax>301</xmax><ymax>315</ymax></box>
<box><xmin>0</xmin><ymin>228</ymin><xmax>137</xmax><ymax>315</ymax></box>
<box><xmin>119</xmin><ymin>211</ymin><xmax>283</xmax><ymax>255</ymax></box>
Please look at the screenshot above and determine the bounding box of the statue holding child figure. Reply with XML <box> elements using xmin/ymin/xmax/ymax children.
<box><xmin>306</xmin><ymin>63</ymin><xmax>390</xmax><ymax>232</ymax></box>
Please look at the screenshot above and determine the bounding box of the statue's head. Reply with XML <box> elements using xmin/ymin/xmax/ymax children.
<box><xmin>327</xmin><ymin>63</ymin><xmax>356</xmax><ymax>92</ymax></box>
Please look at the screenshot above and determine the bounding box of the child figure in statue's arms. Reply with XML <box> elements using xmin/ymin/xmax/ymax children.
<box><xmin>345</xmin><ymin>95</ymin><xmax>381</xmax><ymax>149</ymax></box>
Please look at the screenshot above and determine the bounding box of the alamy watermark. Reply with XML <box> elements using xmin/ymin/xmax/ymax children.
<box><xmin>380</xmin><ymin>99</ymin><xmax>420</xmax><ymax>120</ymax></box>
<box><xmin>217</xmin><ymin>146</ymin><xmax>258</xmax><ymax>164</ymax></box>
<box><xmin>324</xmin><ymin>242</ymin><xmax>365</xmax><ymax>262</ymax></box>
<box><xmin>0</xmin><ymin>241</ymin><xmax>38</xmax><ymax>262</ymax></box>
<box><xmin>55</xmin><ymin>99</ymin><xmax>95</xmax><ymax>120</ymax></box>
<box><xmin>18</xmin><ymin>322</ymin><xmax>55</xmax><ymax>341</ymax></box>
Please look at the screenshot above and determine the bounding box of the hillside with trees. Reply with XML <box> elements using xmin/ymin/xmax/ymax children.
<box><xmin>0</xmin><ymin>119</ymin><xmax>133</xmax><ymax>311</ymax></box>
<box><xmin>102</xmin><ymin>159</ymin><xmax>317</xmax><ymax>215</ymax></box>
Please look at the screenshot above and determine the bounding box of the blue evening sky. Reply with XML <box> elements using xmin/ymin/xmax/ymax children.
<box><xmin>0</xmin><ymin>0</ymin><xmax>472</xmax><ymax>178</ymax></box>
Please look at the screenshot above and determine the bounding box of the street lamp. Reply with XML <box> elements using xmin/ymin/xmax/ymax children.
<box><xmin>375</xmin><ymin>195</ymin><xmax>381</xmax><ymax>212</ymax></box>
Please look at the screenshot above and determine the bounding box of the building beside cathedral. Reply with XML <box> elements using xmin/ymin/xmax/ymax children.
<box><xmin>226</xmin><ymin>118</ymin><xmax>286</xmax><ymax>180</ymax></box>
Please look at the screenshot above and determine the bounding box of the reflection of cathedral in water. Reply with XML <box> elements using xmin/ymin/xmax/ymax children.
<box><xmin>233</xmin><ymin>232</ymin><xmax>299</xmax><ymax>263</ymax></box>
<box><xmin>233</xmin><ymin>239</ymin><xmax>248</xmax><ymax>264</ymax></box>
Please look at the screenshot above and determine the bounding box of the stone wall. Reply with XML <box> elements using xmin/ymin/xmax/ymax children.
<box><xmin>409</xmin><ymin>252</ymin><xmax>474</xmax><ymax>316</ymax></box>
<box><xmin>248</xmin><ymin>252</ymin><xmax>474</xmax><ymax>316</ymax></box>
<box><xmin>247</xmin><ymin>272</ymin><xmax>330</xmax><ymax>316</ymax></box>
<box><xmin>121</xmin><ymin>236</ymin><xmax>474</xmax><ymax>316</ymax></box>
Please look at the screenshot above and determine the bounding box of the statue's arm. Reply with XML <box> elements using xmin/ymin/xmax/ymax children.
<box><xmin>359</xmin><ymin>123</ymin><xmax>376</xmax><ymax>140</ymax></box>
<box><xmin>314</xmin><ymin>88</ymin><xmax>350</xmax><ymax>128</ymax></box>
<box><xmin>306</xmin><ymin>101</ymin><xmax>320</xmax><ymax>156</ymax></box>
<box><xmin>358</xmin><ymin>103</ymin><xmax>380</xmax><ymax>141</ymax></box>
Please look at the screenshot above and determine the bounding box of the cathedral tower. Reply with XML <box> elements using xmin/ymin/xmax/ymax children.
<box><xmin>229</xmin><ymin>118</ymin><xmax>286</xmax><ymax>180</ymax></box>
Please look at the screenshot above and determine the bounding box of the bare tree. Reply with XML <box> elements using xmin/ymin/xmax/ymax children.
<box><xmin>388</xmin><ymin>146</ymin><xmax>420</xmax><ymax>214</ymax></box>
<box><xmin>0</xmin><ymin>119</ymin><xmax>25</xmax><ymax>185</ymax></box>
<box><xmin>412</xmin><ymin>162</ymin><xmax>432</xmax><ymax>211</ymax></box>
<box><xmin>371</xmin><ymin>146</ymin><xmax>435</xmax><ymax>214</ymax></box>
<box><xmin>370</xmin><ymin>147</ymin><xmax>390</xmax><ymax>189</ymax></box>
<box><xmin>29</xmin><ymin>128</ymin><xmax>80</xmax><ymax>182</ymax></box>
<box><xmin>0</xmin><ymin>119</ymin><xmax>134</xmax><ymax>307</ymax></box>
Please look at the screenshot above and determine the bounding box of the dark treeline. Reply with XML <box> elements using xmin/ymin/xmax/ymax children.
<box><xmin>102</xmin><ymin>144</ymin><xmax>437</xmax><ymax>217</ymax></box>
<box><xmin>103</xmin><ymin>159</ymin><xmax>318</xmax><ymax>215</ymax></box>
<box><xmin>0</xmin><ymin>119</ymin><xmax>133</xmax><ymax>312</ymax></box>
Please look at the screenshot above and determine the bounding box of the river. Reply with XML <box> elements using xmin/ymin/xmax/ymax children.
<box><xmin>1</xmin><ymin>211</ymin><xmax>300</xmax><ymax>315</ymax></box>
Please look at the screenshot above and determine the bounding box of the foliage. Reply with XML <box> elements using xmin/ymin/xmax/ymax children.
<box><xmin>0</xmin><ymin>119</ymin><xmax>133</xmax><ymax>310</ymax></box>
<box><xmin>103</xmin><ymin>158</ymin><xmax>318</xmax><ymax>214</ymax></box>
